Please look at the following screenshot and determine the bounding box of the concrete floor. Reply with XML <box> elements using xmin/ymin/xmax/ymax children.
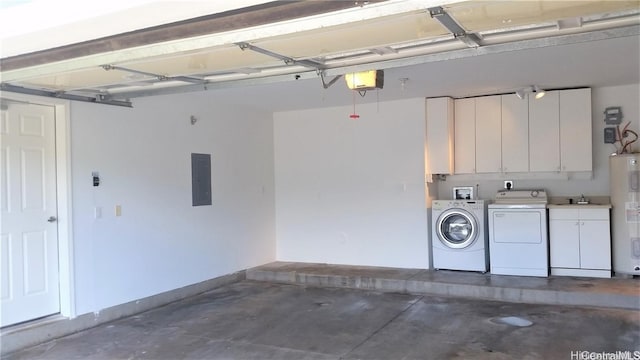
<box><xmin>6</xmin><ymin>281</ymin><xmax>639</xmax><ymax>360</ymax></box>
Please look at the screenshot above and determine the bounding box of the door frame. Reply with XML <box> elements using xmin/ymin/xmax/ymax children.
<box><xmin>1</xmin><ymin>93</ymin><xmax>76</xmax><ymax>319</ymax></box>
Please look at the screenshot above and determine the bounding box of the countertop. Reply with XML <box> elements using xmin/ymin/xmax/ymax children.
<box><xmin>547</xmin><ymin>203</ymin><xmax>612</xmax><ymax>209</ymax></box>
<box><xmin>547</xmin><ymin>195</ymin><xmax>612</xmax><ymax>209</ymax></box>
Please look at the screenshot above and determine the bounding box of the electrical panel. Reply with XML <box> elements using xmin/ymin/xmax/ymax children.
<box><xmin>191</xmin><ymin>153</ymin><xmax>212</xmax><ymax>206</ymax></box>
<box><xmin>604</xmin><ymin>127</ymin><xmax>617</xmax><ymax>144</ymax></box>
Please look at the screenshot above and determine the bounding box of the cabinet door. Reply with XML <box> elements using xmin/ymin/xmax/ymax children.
<box><xmin>501</xmin><ymin>94</ymin><xmax>529</xmax><ymax>173</ymax></box>
<box><xmin>454</xmin><ymin>98</ymin><xmax>476</xmax><ymax>174</ymax></box>
<box><xmin>426</xmin><ymin>97</ymin><xmax>454</xmax><ymax>174</ymax></box>
<box><xmin>475</xmin><ymin>95</ymin><xmax>502</xmax><ymax>173</ymax></box>
<box><xmin>529</xmin><ymin>91</ymin><xmax>560</xmax><ymax>172</ymax></box>
<box><xmin>579</xmin><ymin>220</ymin><xmax>611</xmax><ymax>270</ymax></box>
<box><xmin>560</xmin><ymin>88</ymin><xmax>592</xmax><ymax>172</ymax></box>
<box><xmin>549</xmin><ymin>219</ymin><xmax>580</xmax><ymax>268</ymax></box>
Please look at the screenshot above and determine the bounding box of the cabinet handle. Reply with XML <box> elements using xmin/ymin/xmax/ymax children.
<box><xmin>575</xmin><ymin>222</ymin><xmax>579</xmax><ymax>226</ymax></box>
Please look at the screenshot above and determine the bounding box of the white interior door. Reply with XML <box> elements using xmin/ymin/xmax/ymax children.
<box><xmin>1</xmin><ymin>101</ymin><xmax>60</xmax><ymax>327</ymax></box>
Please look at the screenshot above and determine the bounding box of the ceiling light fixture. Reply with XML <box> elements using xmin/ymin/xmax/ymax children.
<box><xmin>533</xmin><ymin>85</ymin><xmax>546</xmax><ymax>99</ymax></box>
<box><xmin>514</xmin><ymin>85</ymin><xmax>547</xmax><ymax>100</ymax></box>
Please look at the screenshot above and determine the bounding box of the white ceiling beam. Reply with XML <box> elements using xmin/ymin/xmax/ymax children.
<box><xmin>0</xmin><ymin>0</ymin><xmax>448</xmax><ymax>82</ymax></box>
<box><xmin>0</xmin><ymin>0</ymin><xmax>275</xmax><ymax>57</ymax></box>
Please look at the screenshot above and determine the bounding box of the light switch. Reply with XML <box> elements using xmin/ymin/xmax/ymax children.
<box><xmin>115</xmin><ymin>205</ymin><xmax>122</xmax><ymax>217</ymax></box>
<box><xmin>94</xmin><ymin>207</ymin><xmax>102</xmax><ymax>219</ymax></box>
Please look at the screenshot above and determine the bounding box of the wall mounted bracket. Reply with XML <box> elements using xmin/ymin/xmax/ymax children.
<box><xmin>319</xmin><ymin>71</ymin><xmax>341</xmax><ymax>89</ymax></box>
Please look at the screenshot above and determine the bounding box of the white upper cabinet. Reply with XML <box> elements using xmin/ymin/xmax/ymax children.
<box><xmin>501</xmin><ymin>94</ymin><xmax>529</xmax><ymax>173</ymax></box>
<box><xmin>475</xmin><ymin>95</ymin><xmax>502</xmax><ymax>173</ymax></box>
<box><xmin>448</xmin><ymin>88</ymin><xmax>591</xmax><ymax>175</ymax></box>
<box><xmin>454</xmin><ymin>98</ymin><xmax>476</xmax><ymax>174</ymax></box>
<box><xmin>426</xmin><ymin>97</ymin><xmax>454</xmax><ymax>174</ymax></box>
<box><xmin>529</xmin><ymin>90</ymin><xmax>560</xmax><ymax>172</ymax></box>
<box><xmin>560</xmin><ymin>88</ymin><xmax>592</xmax><ymax>172</ymax></box>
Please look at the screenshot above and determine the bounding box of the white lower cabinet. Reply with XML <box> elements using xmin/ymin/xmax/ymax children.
<box><xmin>549</xmin><ymin>208</ymin><xmax>611</xmax><ymax>278</ymax></box>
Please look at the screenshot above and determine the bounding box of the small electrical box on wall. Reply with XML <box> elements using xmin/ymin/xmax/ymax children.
<box><xmin>604</xmin><ymin>106</ymin><xmax>623</xmax><ymax>125</ymax></box>
<box><xmin>604</xmin><ymin>127</ymin><xmax>617</xmax><ymax>144</ymax></box>
<box><xmin>92</xmin><ymin>171</ymin><xmax>100</xmax><ymax>187</ymax></box>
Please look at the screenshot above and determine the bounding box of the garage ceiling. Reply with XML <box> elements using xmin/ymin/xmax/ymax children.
<box><xmin>1</xmin><ymin>0</ymin><xmax>639</xmax><ymax>107</ymax></box>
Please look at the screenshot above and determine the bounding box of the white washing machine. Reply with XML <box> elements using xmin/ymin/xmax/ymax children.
<box><xmin>432</xmin><ymin>200</ymin><xmax>488</xmax><ymax>272</ymax></box>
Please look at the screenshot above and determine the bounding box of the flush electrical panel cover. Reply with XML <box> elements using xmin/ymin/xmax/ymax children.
<box><xmin>191</xmin><ymin>153</ymin><xmax>212</xmax><ymax>206</ymax></box>
<box><xmin>604</xmin><ymin>127</ymin><xmax>617</xmax><ymax>144</ymax></box>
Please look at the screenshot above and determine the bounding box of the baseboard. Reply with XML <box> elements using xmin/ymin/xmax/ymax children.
<box><xmin>0</xmin><ymin>270</ymin><xmax>246</xmax><ymax>356</ymax></box>
<box><xmin>551</xmin><ymin>268</ymin><xmax>612</xmax><ymax>278</ymax></box>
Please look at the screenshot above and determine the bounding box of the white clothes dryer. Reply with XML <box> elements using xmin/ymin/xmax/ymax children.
<box><xmin>488</xmin><ymin>189</ymin><xmax>549</xmax><ymax>277</ymax></box>
<box><xmin>432</xmin><ymin>200</ymin><xmax>488</xmax><ymax>272</ymax></box>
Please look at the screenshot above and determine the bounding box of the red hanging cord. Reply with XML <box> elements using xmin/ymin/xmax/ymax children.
<box><xmin>349</xmin><ymin>90</ymin><xmax>359</xmax><ymax>119</ymax></box>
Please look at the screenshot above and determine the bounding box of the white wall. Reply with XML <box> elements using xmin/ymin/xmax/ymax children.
<box><xmin>63</xmin><ymin>82</ymin><xmax>640</xmax><ymax>314</ymax></box>
<box><xmin>274</xmin><ymin>98</ymin><xmax>430</xmax><ymax>269</ymax></box>
<box><xmin>437</xmin><ymin>84</ymin><xmax>640</xmax><ymax>200</ymax></box>
<box><xmin>70</xmin><ymin>92</ymin><xmax>275</xmax><ymax>315</ymax></box>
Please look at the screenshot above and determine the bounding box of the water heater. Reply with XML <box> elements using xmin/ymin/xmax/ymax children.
<box><xmin>609</xmin><ymin>154</ymin><xmax>640</xmax><ymax>275</ymax></box>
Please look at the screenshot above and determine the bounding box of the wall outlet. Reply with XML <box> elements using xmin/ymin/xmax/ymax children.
<box><xmin>504</xmin><ymin>180</ymin><xmax>513</xmax><ymax>190</ymax></box>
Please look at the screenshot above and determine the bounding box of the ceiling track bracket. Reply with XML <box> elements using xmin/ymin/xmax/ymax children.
<box><xmin>101</xmin><ymin>64</ymin><xmax>206</xmax><ymax>84</ymax></box>
<box><xmin>428</xmin><ymin>6</ymin><xmax>481</xmax><ymax>48</ymax></box>
<box><xmin>235</xmin><ymin>42</ymin><xmax>326</xmax><ymax>70</ymax></box>
<box><xmin>0</xmin><ymin>83</ymin><xmax>133</xmax><ymax>107</ymax></box>
<box><xmin>319</xmin><ymin>72</ymin><xmax>341</xmax><ymax>89</ymax></box>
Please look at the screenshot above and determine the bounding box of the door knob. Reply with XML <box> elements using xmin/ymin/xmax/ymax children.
<box><xmin>47</xmin><ymin>216</ymin><xmax>57</xmax><ymax>223</ymax></box>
